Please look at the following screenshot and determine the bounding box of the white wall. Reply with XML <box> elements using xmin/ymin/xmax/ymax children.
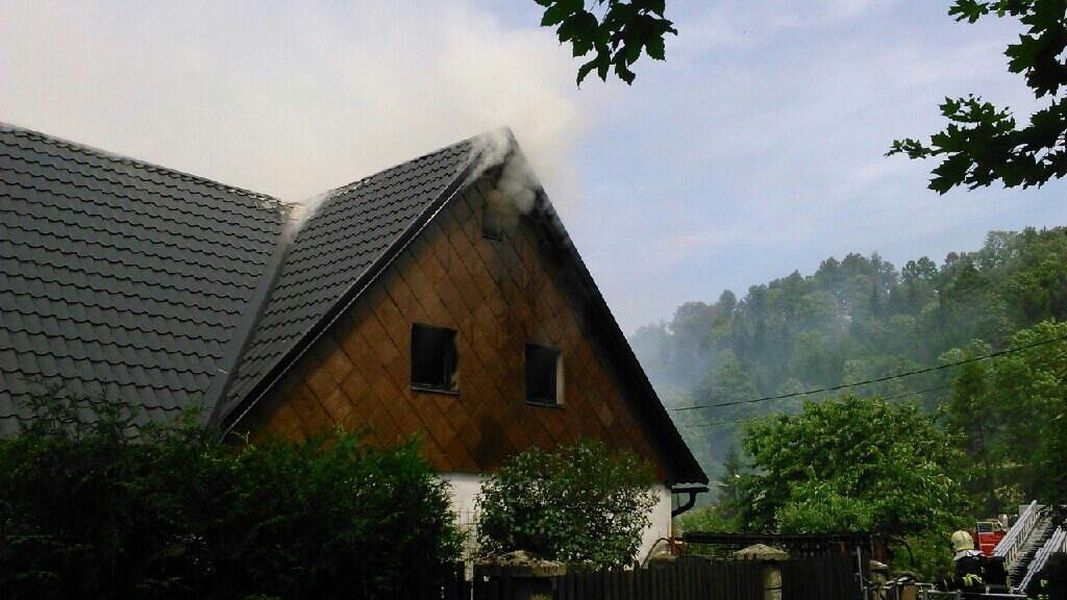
<box><xmin>445</xmin><ymin>472</ymin><xmax>483</xmax><ymax>561</ymax></box>
<box><xmin>443</xmin><ymin>473</ymin><xmax>674</xmax><ymax>565</ymax></box>
<box><xmin>640</xmin><ymin>485</ymin><xmax>674</xmax><ymax>562</ymax></box>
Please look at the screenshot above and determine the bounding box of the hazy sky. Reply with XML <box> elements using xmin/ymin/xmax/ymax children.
<box><xmin>2</xmin><ymin>0</ymin><xmax>1064</xmax><ymax>334</ymax></box>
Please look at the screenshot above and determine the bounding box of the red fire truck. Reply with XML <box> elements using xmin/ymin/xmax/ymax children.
<box><xmin>975</xmin><ymin>519</ymin><xmax>1007</xmax><ymax>556</ymax></box>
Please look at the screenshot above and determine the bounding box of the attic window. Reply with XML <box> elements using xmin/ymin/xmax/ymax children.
<box><xmin>411</xmin><ymin>323</ymin><xmax>458</xmax><ymax>394</ymax></box>
<box><xmin>525</xmin><ymin>343</ymin><xmax>562</xmax><ymax>406</ymax></box>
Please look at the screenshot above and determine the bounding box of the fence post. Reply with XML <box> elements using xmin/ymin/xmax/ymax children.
<box><xmin>475</xmin><ymin>550</ymin><xmax>567</xmax><ymax>600</ymax></box>
<box><xmin>736</xmin><ymin>543</ymin><xmax>790</xmax><ymax>600</ymax></box>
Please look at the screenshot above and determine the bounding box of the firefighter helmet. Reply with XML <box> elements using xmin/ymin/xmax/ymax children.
<box><xmin>951</xmin><ymin>530</ymin><xmax>975</xmax><ymax>552</ymax></box>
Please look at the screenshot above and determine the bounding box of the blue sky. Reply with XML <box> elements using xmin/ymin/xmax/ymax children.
<box><xmin>2</xmin><ymin>0</ymin><xmax>1064</xmax><ymax>334</ymax></box>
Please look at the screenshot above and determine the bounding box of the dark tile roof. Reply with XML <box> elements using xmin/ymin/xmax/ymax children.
<box><xmin>216</xmin><ymin>138</ymin><xmax>475</xmax><ymax>425</ymax></box>
<box><xmin>0</xmin><ymin>123</ymin><xmax>290</xmax><ymax>433</ymax></box>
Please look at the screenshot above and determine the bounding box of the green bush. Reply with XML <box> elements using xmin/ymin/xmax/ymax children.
<box><xmin>677</xmin><ymin>504</ymin><xmax>741</xmax><ymax>535</ymax></box>
<box><xmin>474</xmin><ymin>439</ymin><xmax>658</xmax><ymax>569</ymax></box>
<box><xmin>0</xmin><ymin>388</ymin><xmax>460</xmax><ymax>599</ymax></box>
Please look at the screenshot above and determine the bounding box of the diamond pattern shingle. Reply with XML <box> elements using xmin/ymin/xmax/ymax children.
<box><xmin>218</xmin><ymin>139</ymin><xmax>474</xmax><ymax>424</ymax></box>
<box><xmin>0</xmin><ymin>123</ymin><xmax>290</xmax><ymax>433</ymax></box>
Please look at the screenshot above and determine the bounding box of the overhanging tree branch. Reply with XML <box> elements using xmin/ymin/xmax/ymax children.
<box><xmin>889</xmin><ymin>0</ymin><xmax>1067</xmax><ymax>193</ymax></box>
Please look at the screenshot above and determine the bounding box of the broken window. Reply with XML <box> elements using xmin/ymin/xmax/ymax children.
<box><xmin>411</xmin><ymin>323</ymin><xmax>458</xmax><ymax>393</ymax></box>
<box><xmin>525</xmin><ymin>343</ymin><xmax>562</xmax><ymax>405</ymax></box>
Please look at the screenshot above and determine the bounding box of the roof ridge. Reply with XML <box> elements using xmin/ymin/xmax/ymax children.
<box><xmin>0</xmin><ymin>121</ymin><xmax>290</xmax><ymax>208</ymax></box>
<box><xmin>1</xmin><ymin>148</ymin><xmax>290</xmax><ymax>233</ymax></box>
<box><xmin>322</xmin><ymin>131</ymin><xmax>489</xmax><ymax>198</ymax></box>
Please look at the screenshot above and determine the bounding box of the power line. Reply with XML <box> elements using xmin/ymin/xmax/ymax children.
<box><xmin>671</xmin><ymin>332</ymin><xmax>1067</xmax><ymax>413</ymax></box>
<box><xmin>676</xmin><ymin>384</ymin><xmax>952</xmax><ymax>430</ymax></box>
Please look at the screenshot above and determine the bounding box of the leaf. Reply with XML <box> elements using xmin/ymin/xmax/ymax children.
<box><xmin>541</xmin><ymin>3</ymin><xmax>572</xmax><ymax>27</ymax></box>
<box><xmin>576</xmin><ymin>59</ymin><xmax>598</xmax><ymax>86</ymax></box>
<box><xmin>645</xmin><ymin>35</ymin><xmax>666</xmax><ymax>60</ymax></box>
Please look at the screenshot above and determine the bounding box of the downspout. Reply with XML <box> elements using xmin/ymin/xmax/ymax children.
<box><xmin>671</xmin><ymin>485</ymin><xmax>709</xmax><ymax>517</ymax></box>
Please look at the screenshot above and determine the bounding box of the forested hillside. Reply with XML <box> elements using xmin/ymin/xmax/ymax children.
<box><xmin>632</xmin><ymin>227</ymin><xmax>1067</xmax><ymax>506</ymax></box>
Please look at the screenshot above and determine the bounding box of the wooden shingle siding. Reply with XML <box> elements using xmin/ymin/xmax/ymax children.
<box><xmin>244</xmin><ymin>179</ymin><xmax>671</xmax><ymax>479</ymax></box>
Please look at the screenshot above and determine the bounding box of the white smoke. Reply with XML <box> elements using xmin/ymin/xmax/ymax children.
<box><xmin>466</xmin><ymin>128</ymin><xmax>544</xmax><ymax>230</ymax></box>
<box><xmin>283</xmin><ymin>188</ymin><xmax>334</xmax><ymax>239</ymax></box>
<box><xmin>0</xmin><ymin>1</ymin><xmax>582</xmax><ymax>206</ymax></box>
<box><xmin>284</xmin><ymin>127</ymin><xmax>547</xmax><ymax>241</ymax></box>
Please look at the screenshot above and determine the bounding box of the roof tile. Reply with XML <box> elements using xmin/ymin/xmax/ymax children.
<box><xmin>0</xmin><ymin>123</ymin><xmax>289</xmax><ymax>431</ymax></box>
<box><xmin>217</xmin><ymin>139</ymin><xmax>474</xmax><ymax>423</ymax></box>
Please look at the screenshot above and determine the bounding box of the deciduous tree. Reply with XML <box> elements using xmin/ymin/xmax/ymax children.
<box><xmin>475</xmin><ymin>440</ymin><xmax>657</xmax><ymax>569</ymax></box>
<box><xmin>737</xmin><ymin>396</ymin><xmax>967</xmax><ymax>535</ymax></box>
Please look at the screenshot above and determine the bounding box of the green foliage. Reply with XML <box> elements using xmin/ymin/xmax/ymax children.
<box><xmin>896</xmin><ymin>531</ymin><xmax>956</xmax><ymax>581</ymax></box>
<box><xmin>677</xmin><ymin>504</ymin><xmax>739</xmax><ymax>534</ymax></box>
<box><xmin>738</xmin><ymin>397</ymin><xmax>967</xmax><ymax>536</ymax></box>
<box><xmin>475</xmin><ymin>439</ymin><xmax>658</xmax><ymax>569</ymax></box>
<box><xmin>0</xmin><ymin>388</ymin><xmax>460</xmax><ymax>599</ymax></box>
<box><xmin>941</xmin><ymin>319</ymin><xmax>1067</xmax><ymax>505</ymax></box>
<box><xmin>676</xmin><ymin>448</ymin><xmax>745</xmax><ymax>534</ymax></box>
<box><xmin>635</xmin><ymin>227</ymin><xmax>1067</xmax><ymax>485</ymax></box>
<box><xmin>889</xmin><ymin>1</ymin><xmax>1067</xmax><ymax>192</ymax></box>
<box><xmin>939</xmin><ymin>341</ymin><xmax>1004</xmax><ymax>514</ymax></box>
<box><xmin>533</xmin><ymin>0</ymin><xmax>676</xmax><ymax>85</ymax></box>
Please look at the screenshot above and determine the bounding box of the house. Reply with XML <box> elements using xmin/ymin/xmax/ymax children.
<box><xmin>0</xmin><ymin>122</ymin><xmax>707</xmax><ymax>556</ymax></box>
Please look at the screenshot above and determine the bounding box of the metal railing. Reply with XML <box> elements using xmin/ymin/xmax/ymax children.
<box><xmin>915</xmin><ymin>585</ymin><xmax>1027</xmax><ymax>599</ymax></box>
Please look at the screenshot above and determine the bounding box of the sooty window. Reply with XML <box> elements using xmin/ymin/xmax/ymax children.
<box><xmin>525</xmin><ymin>343</ymin><xmax>562</xmax><ymax>405</ymax></box>
<box><xmin>411</xmin><ymin>323</ymin><xmax>458</xmax><ymax>393</ymax></box>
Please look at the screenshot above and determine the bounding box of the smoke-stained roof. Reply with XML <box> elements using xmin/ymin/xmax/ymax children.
<box><xmin>0</xmin><ymin>123</ymin><xmax>290</xmax><ymax>433</ymax></box>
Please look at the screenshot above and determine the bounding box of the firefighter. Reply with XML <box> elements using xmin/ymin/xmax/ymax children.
<box><xmin>948</xmin><ymin>530</ymin><xmax>986</xmax><ymax>597</ymax></box>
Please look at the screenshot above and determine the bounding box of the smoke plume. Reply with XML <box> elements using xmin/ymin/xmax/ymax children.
<box><xmin>467</xmin><ymin>129</ymin><xmax>544</xmax><ymax>230</ymax></box>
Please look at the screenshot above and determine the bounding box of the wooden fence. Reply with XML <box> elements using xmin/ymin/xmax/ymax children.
<box><xmin>783</xmin><ymin>553</ymin><xmax>862</xmax><ymax>600</ymax></box>
<box><xmin>554</xmin><ymin>559</ymin><xmax>765</xmax><ymax>600</ymax></box>
<box><xmin>399</xmin><ymin>546</ymin><xmax>857</xmax><ymax>597</ymax></box>
<box><xmin>400</xmin><ymin>561</ymin><xmax>470</xmax><ymax>600</ymax></box>
<box><xmin>463</xmin><ymin>553</ymin><xmax>859</xmax><ymax>600</ymax></box>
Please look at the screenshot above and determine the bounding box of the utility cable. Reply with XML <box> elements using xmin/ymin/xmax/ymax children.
<box><xmin>671</xmin><ymin>331</ymin><xmax>1067</xmax><ymax>413</ymax></box>
<box><xmin>675</xmin><ymin>384</ymin><xmax>952</xmax><ymax>429</ymax></box>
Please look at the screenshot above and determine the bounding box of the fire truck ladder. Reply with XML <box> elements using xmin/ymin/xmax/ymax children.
<box><xmin>993</xmin><ymin>501</ymin><xmax>1062</xmax><ymax>595</ymax></box>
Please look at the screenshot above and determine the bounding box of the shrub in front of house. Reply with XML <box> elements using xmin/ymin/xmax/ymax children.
<box><xmin>0</xmin><ymin>389</ymin><xmax>461</xmax><ymax>599</ymax></box>
<box><xmin>475</xmin><ymin>439</ymin><xmax>657</xmax><ymax>570</ymax></box>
